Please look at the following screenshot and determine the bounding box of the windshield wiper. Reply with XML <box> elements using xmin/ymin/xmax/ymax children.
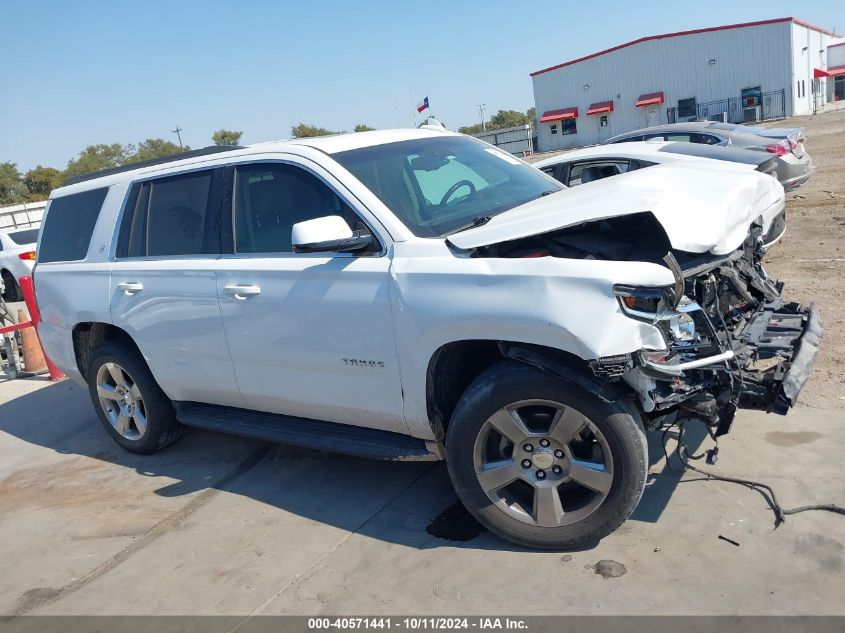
<box><xmin>448</xmin><ymin>215</ymin><xmax>494</xmax><ymax>235</ymax></box>
<box><xmin>540</xmin><ymin>189</ymin><xmax>560</xmax><ymax>196</ymax></box>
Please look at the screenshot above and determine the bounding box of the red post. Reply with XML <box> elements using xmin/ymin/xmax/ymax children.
<box><xmin>17</xmin><ymin>275</ymin><xmax>65</xmax><ymax>381</ymax></box>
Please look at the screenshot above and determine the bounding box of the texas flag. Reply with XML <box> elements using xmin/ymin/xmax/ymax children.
<box><xmin>416</xmin><ymin>96</ymin><xmax>430</xmax><ymax>113</ymax></box>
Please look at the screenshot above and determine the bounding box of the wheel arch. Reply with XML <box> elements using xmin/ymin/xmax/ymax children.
<box><xmin>425</xmin><ymin>340</ymin><xmax>627</xmax><ymax>443</ymax></box>
<box><xmin>72</xmin><ymin>321</ymin><xmax>141</xmax><ymax>380</ymax></box>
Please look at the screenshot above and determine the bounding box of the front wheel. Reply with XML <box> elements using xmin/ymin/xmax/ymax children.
<box><xmin>445</xmin><ymin>361</ymin><xmax>648</xmax><ymax>550</ymax></box>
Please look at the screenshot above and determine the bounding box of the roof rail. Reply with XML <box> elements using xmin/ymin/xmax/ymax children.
<box><xmin>61</xmin><ymin>145</ymin><xmax>245</xmax><ymax>187</ymax></box>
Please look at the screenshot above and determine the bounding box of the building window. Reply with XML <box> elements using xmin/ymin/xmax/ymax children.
<box><xmin>562</xmin><ymin>119</ymin><xmax>577</xmax><ymax>135</ymax></box>
<box><xmin>550</xmin><ymin>124</ymin><xmax>558</xmax><ymax>135</ymax></box>
<box><xmin>677</xmin><ymin>97</ymin><xmax>697</xmax><ymax>118</ymax></box>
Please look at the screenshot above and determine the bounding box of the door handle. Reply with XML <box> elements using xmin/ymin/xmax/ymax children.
<box><xmin>116</xmin><ymin>282</ymin><xmax>144</xmax><ymax>295</ymax></box>
<box><xmin>223</xmin><ymin>284</ymin><xmax>261</xmax><ymax>300</ymax></box>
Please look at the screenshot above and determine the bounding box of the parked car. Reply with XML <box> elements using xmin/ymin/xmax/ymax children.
<box><xmin>603</xmin><ymin>121</ymin><xmax>813</xmax><ymax>191</ymax></box>
<box><xmin>0</xmin><ymin>227</ymin><xmax>39</xmax><ymax>301</ymax></box>
<box><xmin>533</xmin><ymin>141</ymin><xmax>786</xmax><ymax>248</ymax></box>
<box><xmin>34</xmin><ymin>130</ymin><xmax>820</xmax><ymax>550</ymax></box>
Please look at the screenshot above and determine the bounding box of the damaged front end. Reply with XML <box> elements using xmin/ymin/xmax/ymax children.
<box><xmin>611</xmin><ymin>227</ymin><xmax>822</xmax><ymax>436</ymax></box>
<box><xmin>475</xmin><ymin>213</ymin><xmax>821</xmax><ymax>437</ymax></box>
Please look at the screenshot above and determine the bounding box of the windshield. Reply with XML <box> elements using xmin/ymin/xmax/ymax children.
<box><xmin>7</xmin><ymin>228</ymin><xmax>40</xmax><ymax>245</ymax></box>
<box><xmin>333</xmin><ymin>136</ymin><xmax>562</xmax><ymax>237</ymax></box>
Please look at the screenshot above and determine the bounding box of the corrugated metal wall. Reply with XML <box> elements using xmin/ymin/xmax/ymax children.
<box><xmin>473</xmin><ymin>125</ymin><xmax>534</xmax><ymax>155</ymax></box>
<box><xmin>532</xmin><ymin>21</ymin><xmax>804</xmax><ymax>151</ymax></box>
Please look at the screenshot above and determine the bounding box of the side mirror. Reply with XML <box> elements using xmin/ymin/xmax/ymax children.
<box><xmin>291</xmin><ymin>215</ymin><xmax>373</xmax><ymax>254</ymax></box>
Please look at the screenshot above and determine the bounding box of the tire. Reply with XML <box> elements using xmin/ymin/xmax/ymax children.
<box><xmin>445</xmin><ymin>361</ymin><xmax>647</xmax><ymax>550</ymax></box>
<box><xmin>86</xmin><ymin>340</ymin><xmax>184</xmax><ymax>454</ymax></box>
<box><xmin>1</xmin><ymin>270</ymin><xmax>21</xmax><ymax>302</ymax></box>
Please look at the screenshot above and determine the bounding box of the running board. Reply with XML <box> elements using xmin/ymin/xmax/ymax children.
<box><xmin>174</xmin><ymin>402</ymin><xmax>437</xmax><ymax>461</ymax></box>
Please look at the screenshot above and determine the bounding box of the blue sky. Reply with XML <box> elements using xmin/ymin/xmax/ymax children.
<box><xmin>1</xmin><ymin>0</ymin><xmax>840</xmax><ymax>171</ymax></box>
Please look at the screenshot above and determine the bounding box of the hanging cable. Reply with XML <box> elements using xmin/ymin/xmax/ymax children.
<box><xmin>663</xmin><ymin>417</ymin><xmax>845</xmax><ymax>528</ymax></box>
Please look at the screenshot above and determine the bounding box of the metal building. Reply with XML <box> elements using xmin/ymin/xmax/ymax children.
<box><xmin>531</xmin><ymin>17</ymin><xmax>843</xmax><ymax>152</ymax></box>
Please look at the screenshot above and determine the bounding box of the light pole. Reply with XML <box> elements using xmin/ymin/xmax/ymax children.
<box><xmin>476</xmin><ymin>103</ymin><xmax>486</xmax><ymax>132</ymax></box>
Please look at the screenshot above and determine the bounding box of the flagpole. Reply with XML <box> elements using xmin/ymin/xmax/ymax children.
<box><xmin>409</xmin><ymin>84</ymin><xmax>417</xmax><ymax>127</ymax></box>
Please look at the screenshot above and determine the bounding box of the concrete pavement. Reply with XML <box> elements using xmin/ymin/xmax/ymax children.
<box><xmin>0</xmin><ymin>377</ymin><xmax>843</xmax><ymax>615</ymax></box>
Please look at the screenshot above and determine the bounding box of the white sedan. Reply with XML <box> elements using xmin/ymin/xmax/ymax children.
<box><xmin>0</xmin><ymin>227</ymin><xmax>39</xmax><ymax>301</ymax></box>
<box><xmin>532</xmin><ymin>141</ymin><xmax>785</xmax><ymax>247</ymax></box>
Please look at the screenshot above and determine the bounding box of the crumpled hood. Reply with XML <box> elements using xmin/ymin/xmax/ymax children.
<box><xmin>447</xmin><ymin>162</ymin><xmax>784</xmax><ymax>255</ymax></box>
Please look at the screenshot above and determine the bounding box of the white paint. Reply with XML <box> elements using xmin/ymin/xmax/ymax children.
<box><xmin>35</xmin><ymin>130</ymin><xmax>780</xmax><ymax>440</ymax></box>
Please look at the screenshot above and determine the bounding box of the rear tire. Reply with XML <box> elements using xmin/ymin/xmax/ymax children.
<box><xmin>445</xmin><ymin>361</ymin><xmax>647</xmax><ymax>550</ymax></box>
<box><xmin>86</xmin><ymin>340</ymin><xmax>184</xmax><ymax>454</ymax></box>
<box><xmin>1</xmin><ymin>270</ymin><xmax>21</xmax><ymax>302</ymax></box>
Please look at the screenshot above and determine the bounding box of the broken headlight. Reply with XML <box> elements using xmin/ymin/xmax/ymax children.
<box><xmin>614</xmin><ymin>285</ymin><xmax>700</xmax><ymax>343</ymax></box>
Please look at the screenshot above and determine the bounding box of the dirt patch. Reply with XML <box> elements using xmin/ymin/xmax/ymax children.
<box><xmin>764</xmin><ymin>430</ymin><xmax>824</xmax><ymax>447</ymax></box>
<box><xmin>592</xmin><ymin>559</ymin><xmax>627</xmax><ymax>579</ymax></box>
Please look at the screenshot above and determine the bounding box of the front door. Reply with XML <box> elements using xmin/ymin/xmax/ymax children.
<box><xmin>646</xmin><ymin>105</ymin><xmax>660</xmax><ymax>127</ymax></box>
<box><xmin>215</xmin><ymin>160</ymin><xmax>407</xmax><ymax>434</ymax></box>
<box><xmin>110</xmin><ymin>168</ymin><xmax>243</xmax><ymax>407</ymax></box>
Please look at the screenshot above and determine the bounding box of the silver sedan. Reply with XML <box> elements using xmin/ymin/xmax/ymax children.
<box><xmin>604</xmin><ymin>121</ymin><xmax>813</xmax><ymax>191</ymax></box>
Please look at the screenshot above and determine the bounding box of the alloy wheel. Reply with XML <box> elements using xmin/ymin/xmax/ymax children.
<box><xmin>95</xmin><ymin>362</ymin><xmax>148</xmax><ymax>440</ymax></box>
<box><xmin>472</xmin><ymin>399</ymin><xmax>614</xmax><ymax>527</ymax></box>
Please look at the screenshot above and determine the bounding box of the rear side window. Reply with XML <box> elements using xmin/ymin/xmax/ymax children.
<box><xmin>38</xmin><ymin>187</ymin><xmax>108</xmax><ymax>263</ymax></box>
<box><xmin>116</xmin><ymin>170</ymin><xmax>220</xmax><ymax>258</ymax></box>
<box><xmin>8</xmin><ymin>229</ymin><xmax>40</xmax><ymax>245</ymax></box>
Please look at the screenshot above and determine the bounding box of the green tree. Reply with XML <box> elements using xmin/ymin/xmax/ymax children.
<box><xmin>526</xmin><ymin>107</ymin><xmax>536</xmax><ymax>126</ymax></box>
<box><xmin>129</xmin><ymin>138</ymin><xmax>187</xmax><ymax>163</ymax></box>
<box><xmin>23</xmin><ymin>166</ymin><xmax>63</xmax><ymax>199</ymax></box>
<box><xmin>64</xmin><ymin>144</ymin><xmax>134</xmax><ymax>179</ymax></box>
<box><xmin>291</xmin><ymin>123</ymin><xmax>340</xmax><ymax>138</ymax></box>
<box><xmin>0</xmin><ymin>162</ymin><xmax>25</xmax><ymax>205</ymax></box>
<box><xmin>353</xmin><ymin>124</ymin><xmax>375</xmax><ymax>132</ymax></box>
<box><xmin>212</xmin><ymin>129</ymin><xmax>243</xmax><ymax>145</ymax></box>
<box><xmin>487</xmin><ymin>109</ymin><xmax>531</xmax><ymax>129</ymax></box>
<box><xmin>457</xmin><ymin>123</ymin><xmax>484</xmax><ymax>135</ymax></box>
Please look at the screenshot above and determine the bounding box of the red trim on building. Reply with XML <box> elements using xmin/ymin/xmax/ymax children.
<box><xmin>539</xmin><ymin>107</ymin><xmax>578</xmax><ymax>123</ymax></box>
<box><xmin>530</xmin><ymin>17</ymin><xmax>838</xmax><ymax>77</ymax></box>
<box><xmin>635</xmin><ymin>91</ymin><xmax>665</xmax><ymax>107</ymax></box>
<box><xmin>586</xmin><ymin>101</ymin><xmax>614</xmax><ymax>115</ymax></box>
<box><xmin>815</xmin><ymin>65</ymin><xmax>845</xmax><ymax>78</ymax></box>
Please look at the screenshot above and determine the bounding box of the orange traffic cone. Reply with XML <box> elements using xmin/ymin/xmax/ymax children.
<box><xmin>17</xmin><ymin>309</ymin><xmax>47</xmax><ymax>374</ymax></box>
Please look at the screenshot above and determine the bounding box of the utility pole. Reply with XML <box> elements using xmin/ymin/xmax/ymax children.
<box><xmin>476</xmin><ymin>103</ymin><xmax>486</xmax><ymax>132</ymax></box>
<box><xmin>172</xmin><ymin>125</ymin><xmax>184</xmax><ymax>149</ymax></box>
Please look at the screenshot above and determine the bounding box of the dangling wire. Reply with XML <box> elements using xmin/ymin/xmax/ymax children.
<box><xmin>663</xmin><ymin>417</ymin><xmax>845</xmax><ymax>528</ymax></box>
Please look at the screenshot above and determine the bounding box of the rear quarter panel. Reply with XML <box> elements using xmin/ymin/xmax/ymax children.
<box><xmin>35</xmin><ymin>183</ymin><xmax>128</xmax><ymax>383</ymax></box>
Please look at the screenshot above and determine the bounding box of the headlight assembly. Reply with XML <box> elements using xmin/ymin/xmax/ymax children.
<box><xmin>614</xmin><ymin>285</ymin><xmax>701</xmax><ymax>344</ymax></box>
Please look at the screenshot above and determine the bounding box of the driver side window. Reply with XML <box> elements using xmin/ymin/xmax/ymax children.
<box><xmin>233</xmin><ymin>163</ymin><xmax>370</xmax><ymax>254</ymax></box>
<box><xmin>408</xmin><ymin>155</ymin><xmax>490</xmax><ymax>206</ymax></box>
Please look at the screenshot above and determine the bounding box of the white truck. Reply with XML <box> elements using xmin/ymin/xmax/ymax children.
<box><xmin>33</xmin><ymin>129</ymin><xmax>820</xmax><ymax>549</ymax></box>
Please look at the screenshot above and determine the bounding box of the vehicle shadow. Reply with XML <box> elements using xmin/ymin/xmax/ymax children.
<box><xmin>0</xmin><ymin>380</ymin><xmax>698</xmax><ymax>552</ymax></box>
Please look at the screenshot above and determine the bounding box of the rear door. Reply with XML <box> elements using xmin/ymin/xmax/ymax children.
<box><xmin>215</xmin><ymin>159</ymin><xmax>407</xmax><ymax>433</ymax></box>
<box><xmin>110</xmin><ymin>168</ymin><xmax>243</xmax><ymax>407</ymax></box>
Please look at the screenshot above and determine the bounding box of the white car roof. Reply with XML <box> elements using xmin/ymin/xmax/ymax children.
<box><xmin>259</xmin><ymin>127</ymin><xmax>455</xmax><ymax>154</ymax></box>
<box><xmin>532</xmin><ymin>141</ymin><xmax>690</xmax><ymax>169</ymax></box>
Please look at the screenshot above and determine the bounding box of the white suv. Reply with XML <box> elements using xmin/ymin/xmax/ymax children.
<box><xmin>33</xmin><ymin>129</ymin><xmax>820</xmax><ymax>549</ymax></box>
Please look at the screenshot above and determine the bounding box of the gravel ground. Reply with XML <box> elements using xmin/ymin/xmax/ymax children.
<box><xmin>760</xmin><ymin>108</ymin><xmax>845</xmax><ymax>408</ymax></box>
<box><xmin>527</xmin><ymin>109</ymin><xmax>845</xmax><ymax>409</ymax></box>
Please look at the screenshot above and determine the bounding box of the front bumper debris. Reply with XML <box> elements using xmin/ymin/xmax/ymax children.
<box><xmin>737</xmin><ymin>301</ymin><xmax>822</xmax><ymax>414</ymax></box>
